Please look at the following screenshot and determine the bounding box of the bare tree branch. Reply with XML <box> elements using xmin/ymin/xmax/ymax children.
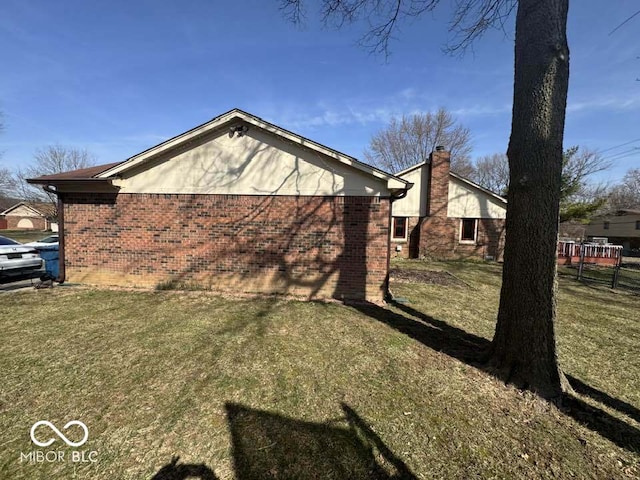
<box><xmin>17</xmin><ymin>145</ymin><xmax>97</xmax><ymax>213</ymax></box>
<box><xmin>608</xmin><ymin>168</ymin><xmax>640</xmax><ymax>210</ymax></box>
<box><xmin>363</xmin><ymin>108</ymin><xmax>472</xmax><ymax>172</ymax></box>
<box><xmin>0</xmin><ymin>167</ymin><xmax>18</xmax><ymax>197</ymax></box>
<box><xmin>472</xmin><ymin>152</ymin><xmax>509</xmax><ymax>194</ymax></box>
<box><xmin>446</xmin><ymin>0</ymin><xmax>517</xmax><ymax>54</ymax></box>
<box><xmin>278</xmin><ymin>0</ymin><xmax>516</xmax><ymax>56</ymax></box>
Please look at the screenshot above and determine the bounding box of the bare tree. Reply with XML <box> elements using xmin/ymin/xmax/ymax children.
<box><xmin>0</xmin><ymin>167</ymin><xmax>18</xmax><ymax>197</ymax></box>
<box><xmin>281</xmin><ymin>0</ymin><xmax>571</xmax><ymax>400</ymax></box>
<box><xmin>472</xmin><ymin>153</ymin><xmax>509</xmax><ymax>195</ymax></box>
<box><xmin>472</xmin><ymin>146</ymin><xmax>612</xmax><ymax>205</ymax></box>
<box><xmin>608</xmin><ymin>168</ymin><xmax>640</xmax><ymax>210</ymax></box>
<box><xmin>0</xmin><ymin>114</ymin><xmax>18</xmax><ymax>201</ymax></box>
<box><xmin>19</xmin><ymin>145</ymin><xmax>96</xmax><ymax>210</ymax></box>
<box><xmin>363</xmin><ymin>109</ymin><xmax>473</xmax><ymax>174</ymax></box>
<box><xmin>560</xmin><ymin>146</ymin><xmax>612</xmax><ymax>199</ymax></box>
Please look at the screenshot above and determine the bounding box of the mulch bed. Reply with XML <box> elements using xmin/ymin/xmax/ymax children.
<box><xmin>389</xmin><ymin>268</ymin><xmax>467</xmax><ymax>287</ymax></box>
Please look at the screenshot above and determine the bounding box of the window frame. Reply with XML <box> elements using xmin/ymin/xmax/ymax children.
<box><xmin>604</xmin><ymin>221</ymin><xmax>610</xmax><ymax>230</ymax></box>
<box><xmin>459</xmin><ymin>218</ymin><xmax>478</xmax><ymax>244</ymax></box>
<box><xmin>391</xmin><ymin>217</ymin><xmax>408</xmax><ymax>242</ymax></box>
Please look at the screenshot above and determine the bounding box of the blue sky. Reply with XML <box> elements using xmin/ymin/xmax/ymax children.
<box><xmin>0</xmin><ymin>0</ymin><xmax>638</xmax><ymax>185</ymax></box>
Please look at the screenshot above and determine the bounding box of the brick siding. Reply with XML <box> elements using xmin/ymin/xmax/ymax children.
<box><xmin>395</xmin><ymin>150</ymin><xmax>506</xmax><ymax>261</ymax></box>
<box><xmin>6</xmin><ymin>215</ymin><xmax>47</xmax><ymax>230</ymax></box>
<box><xmin>452</xmin><ymin>218</ymin><xmax>506</xmax><ymax>261</ymax></box>
<box><xmin>389</xmin><ymin>216</ymin><xmax>420</xmax><ymax>259</ymax></box>
<box><xmin>62</xmin><ymin>193</ymin><xmax>390</xmax><ymax>302</ymax></box>
<box><xmin>419</xmin><ymin>150</ymin><xmax>459</xmax><ymax>258</ymax></box>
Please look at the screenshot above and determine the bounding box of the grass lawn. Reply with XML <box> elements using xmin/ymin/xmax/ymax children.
<box><xmin>1</xmin><ymin>229</ymin><xmax>51</xmax><ymax>243</ymax></box>
<box><xmin>0</xmin><ymin>261</ymin><xmax>638</xmax><ymax>479</ymax></box>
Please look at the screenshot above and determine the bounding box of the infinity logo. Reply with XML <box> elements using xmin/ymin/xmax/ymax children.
<box><xmin>30</xmin><ymin>421</ymin><xmax>89</xmax><ymax>448</ymax></box>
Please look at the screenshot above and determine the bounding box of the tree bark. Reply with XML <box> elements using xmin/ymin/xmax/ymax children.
<box><xmin>490</xmin><ymin>0</ymin><xmax>570</xmax><ymax>400</ymax></box>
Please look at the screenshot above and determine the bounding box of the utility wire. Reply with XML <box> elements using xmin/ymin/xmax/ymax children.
<box><xmin>608</xmin><ymin>8</ymin><xmax>640</xmax><ymax>36</ymax></box>
<box><xmin>599</xmin><ymin>137</ymin><xmax>640</xmax><ymax>154</ymax></box>
<box><xmin>602</xmin><ymin>147</ymin><xmax>640</xmax><ymax>161</ymax></box>
<box><xmin>602</xmin><ymin>150</ymin><xmax>640</xmax><ymax>163</ymax></box>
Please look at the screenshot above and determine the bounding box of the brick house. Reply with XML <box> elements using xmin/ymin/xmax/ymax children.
<box><xmin>29</xmin><ymin>109</ymin><xmax>411</xmax><ymax>302</ymax></box>
<box><xmin>0</xmin><ymin>201</ymin><xmax>58</xmax><ymax>231</ymax></box>
<box><xmin>390</xmin><ymin>150</ymin><xmax>507</xmax><ymax>260</ymax></box>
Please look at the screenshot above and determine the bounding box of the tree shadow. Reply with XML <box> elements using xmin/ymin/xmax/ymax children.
<box><xmin>349</xmin><ymin>300</ymin><xmax>640</xmax><ymax>453</ymax></box>
<box><xmin>225</xmin><ymin>402</ymin><xmax>418</xmax><ymax>479</ymax></box>
<box><xmin>565</xmin><ymin>374</ymin><xmax>640</xmax><ymax>424</ymax></box>
<box><xmin>151</xmin><ymin>455</ymin><xmax>218</xmax><ymax>480</ymax></box>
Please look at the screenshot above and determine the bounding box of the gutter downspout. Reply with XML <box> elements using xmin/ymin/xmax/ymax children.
<box><xmin>384</xmin><ymin>184</ymin><xmax>413</xmax><ymax>301</ymax></box>
<box><xmin>43</xmin><ymin>185</ymin><xmax>65</xmax><ymax>284</ymax></box>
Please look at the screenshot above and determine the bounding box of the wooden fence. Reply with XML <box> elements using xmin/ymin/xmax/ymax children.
<box><xmin>557</xmin><ymin>241</ymin><xmax>623</xmax><ymax>267</ymax></box>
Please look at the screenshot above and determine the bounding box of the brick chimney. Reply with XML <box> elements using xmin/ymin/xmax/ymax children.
<box><xmin>428</xmin><ymin>147</ymin><xmax>451</xmax><ymax>218</ymax></box>
<box><xmin>419</xmin><ymin>147</ymin><xmax>456</xmax><ymax>257</ymax></box>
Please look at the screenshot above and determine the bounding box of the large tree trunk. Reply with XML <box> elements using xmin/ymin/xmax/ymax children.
<box><xmin>490</xmin><ymin>0</ymin><xmax>570</xmax><ymax>400</ymax></box>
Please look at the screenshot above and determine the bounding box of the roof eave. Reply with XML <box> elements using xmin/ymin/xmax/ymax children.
<box><xmin>96</xmin><ymin>108</ymin><xmax>411</xmax><ymax>188</ymax></box>
<box><xmin>27</xmin><ymin>177</ymin><xmax>113</xmax><ymax>185</ymax></box>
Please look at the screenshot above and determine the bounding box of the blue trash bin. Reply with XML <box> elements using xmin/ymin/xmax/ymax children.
<box><xmin>36</xmin><ymin>245</ymin><xmax>59</xmax><ymax>280</ymax></box>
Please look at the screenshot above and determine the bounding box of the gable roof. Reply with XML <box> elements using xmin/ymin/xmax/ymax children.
<box><xmin>0</xmin><ymin>201</ymin><xmax>56</xmax><ymax>217</ymax></box>
<box><xmin>28</xmin><ymin>109</ymin><xmax>410</xmax><ymax>193</ymax></box>
<box><xmin>590</xmin><ymin>208</ymin><xmax>640</xmax><ymax>219</ymax></box>
<box><xmin>395</xmin><ymin>162</ymin><xmax>507</xmax><ymax>205</ymax></box>
<box><xmin>32</xmin><ymin>163</ymin><xmax>122</xmax><ymax>182</ymax></box>
<box><xmin>449</xmin><ymin>172</ymin><xmax>507</xmax><ymax>204</ymax></box>
<box><xmin>97</xmin><ymin>109</ymin><xmax>409</xmax><ymax>190</ymax></box>
<box><xmin>395</xmin><ymin>161</ymin><xmax>427</xmax><ymax>177</ymax></box>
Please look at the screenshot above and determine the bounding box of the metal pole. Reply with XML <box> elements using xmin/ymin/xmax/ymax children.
<box><xmin>612</xmin><ymin>250</ymin><xmax>622</xmax><ymax>289</ymax></box>
<box><xmin>577</xmin><ymin>243</ymin><xmax>585</xmax><ymax>281</ymax></box>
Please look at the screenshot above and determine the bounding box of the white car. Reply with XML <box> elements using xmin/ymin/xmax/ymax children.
<box><xmin>0</xmin><ymin>236</ymin><xmax>44</xmax><ymax>279</ymax></box>
<box><xmin>23</xmin><ymin>234</ymin><xmax>59</xmax><ymax>248</ymax></box>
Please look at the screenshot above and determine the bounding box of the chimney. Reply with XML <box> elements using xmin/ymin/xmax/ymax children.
<box><xmin>428</xmin><ymin>147</ymin><xmax>451</xmax><ymax>218</ymax></box>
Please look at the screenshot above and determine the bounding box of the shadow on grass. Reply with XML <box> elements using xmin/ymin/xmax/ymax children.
<box><xmin>349</xmin><ymin>300</ymin><xmax>640</xmax><ymax>453</ymax></box>
<box><xmin>151</xmin><ymin>456</ymin><xmax>218</xmax><ymax>480</ymax></box>
<box><xmin>566</xmin><ymin>374</ymin><xmax>640</xmax><ymax>424</ymax></box>
<box><xmin>226</xmin><ymin>402</ymin><xmax>417</xmax><ymax>479</ymax></box>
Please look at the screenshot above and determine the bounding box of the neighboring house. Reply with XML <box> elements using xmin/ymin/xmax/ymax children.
<box><xmin>390</xmin><ymin>150</ymin><xmax>507</xmax><ymax>260</ymax></box>
<box><xmin>29</xmin><ymin>109</ymin><xmax>411</xmax><ymax>302</ymax></box>
<box><xmin>0</xmin><ymin>201</ymin><xmax>58</xmax><ymax>231</ymax></box>
<box><xmin>558</xmin><ymin>221</ymin><xmax>587</xmax><ymax>242</ymax></box>
<box><xmin>585</xmin><ymin>209</ymin><xmax>640</xmax><ymax>252</ymax></box>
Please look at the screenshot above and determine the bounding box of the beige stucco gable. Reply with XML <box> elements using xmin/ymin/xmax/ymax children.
<box><xmin>112</xmin><ymin>128</ymin><xmax>390</xmax><ymax>196</ymax></box>
<box><xmin>391</xmin><ymin>163</ymin><xmax>507</xmax><ymax>219</ymax></box>
<box><xmin>391</xmin><ymin>164</ymin><xmax>428</xmax><ymax>217</ymax></box>
<box><xmin>447</xmin><ymin>177</ymin><xmax>506</xmax><ymax>219</ymax></box>
<box><xmin>2</xmin><ymin>204</ymin><xmax>43</xmax><ymax>217</ymax></box>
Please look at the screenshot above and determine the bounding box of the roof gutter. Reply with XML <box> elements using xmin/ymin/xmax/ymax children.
<box><xmin>389</xmin><ymin>182</ymin><xmax>413</xmax><ymax>202</ymax></box>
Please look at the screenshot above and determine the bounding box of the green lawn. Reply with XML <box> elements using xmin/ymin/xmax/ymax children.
<box><xmin>0</xmin><ymin>261</ymin><xmax>638</xmax><ymax>479</ymax></box>
<box><xmin>1</xmin><ymin>229</ymin><xmax>51</xmax><ymax>243</ymax></box>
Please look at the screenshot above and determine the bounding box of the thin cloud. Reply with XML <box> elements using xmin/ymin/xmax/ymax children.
<box><xmin>272</xmin><ymin>87</ymin><xmax>510</xmax><ymax>131</ymax></box>
<box><xmin>567</xmin><ymin>93</ymin><xmax>640</xmax><ymax>113</ymax></box>
<box><xmin>451</xmin><ymin>105</ymin><xmax>512</xmax><ymax>117</ymax></box>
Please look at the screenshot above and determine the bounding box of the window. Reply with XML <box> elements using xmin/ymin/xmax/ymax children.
<box><xmin>460</xmin><ymin>218</ymin><xmax>477</xmax><ymax>243</ymax></box>
<box><xmin>604</xmin><ymin>221</ymin><xmax>610</xmax><ymax>230</ymax></box>
<box><xmin>392</xmin><ymin>217</ymin><xmax>408</xmax><ymax>241</ymax></box>
<box><xmin>636</xmin><ymin>220</ymin><xmax>640</xmax><ymax>230</ymax></box>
